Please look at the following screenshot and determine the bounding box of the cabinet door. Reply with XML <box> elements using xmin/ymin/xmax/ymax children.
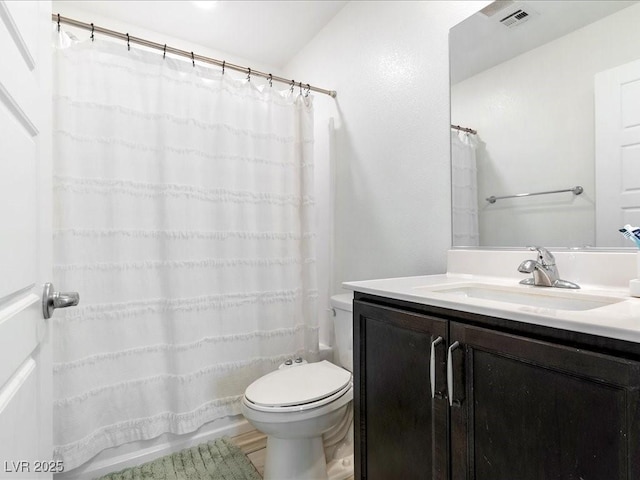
<box><xmin>449</xmin><ymin>321</ymin><xmax>640</xmax><ymax>480</ymax></box>
<box><xmin>354</xmin><ymin>301</ymin><xmax>448</xmax><ymax>480</ymax></box>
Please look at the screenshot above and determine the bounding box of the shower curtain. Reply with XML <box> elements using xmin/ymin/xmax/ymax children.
<box><xmin>52</xmin><ymin>37</ymin><xmax>318</xmax><ymax>470</ymax></box>
<box><xmin>451</xmin><ymin>130</ymin><xmax>479</xmax><ymax>246</ymax></box>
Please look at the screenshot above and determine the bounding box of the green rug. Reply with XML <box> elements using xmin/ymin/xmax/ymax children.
<box><xmin>97</xmin><ymin>437</ymin><xmax>262</xmax><ymax>480</ymax></box>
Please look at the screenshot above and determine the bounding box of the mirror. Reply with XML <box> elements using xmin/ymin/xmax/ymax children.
<box><xmin>450</xmin><ymin>0</ymin><xmax>640</xmax><ymax>249</ymax></box>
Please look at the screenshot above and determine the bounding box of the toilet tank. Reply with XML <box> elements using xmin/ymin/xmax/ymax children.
<box><xmin>330</xmin><ymin>293</ymin><xmax>353</xmax><ymax>372</ymax></box>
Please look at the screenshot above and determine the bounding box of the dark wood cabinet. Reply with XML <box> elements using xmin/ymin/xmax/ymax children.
<box><xmin>450</xmin><ymin>321</ymin><xmax>640</xmax><ymax>480</ymax></box>
<box><xmin>354</xmin><ymin>295</ymin><xmax>640</xmax><ymax>480</ymax></box>
<box><xmin>354</xmin><ymin>300</ymin><xmax>448</xmax><ymax>480</ymax></box>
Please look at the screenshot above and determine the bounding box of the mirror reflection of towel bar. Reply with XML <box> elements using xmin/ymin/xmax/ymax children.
<box><xmin>486</xmin><ymin>186</ymin><xmax>583</xmax><ymax>204</ymax></box>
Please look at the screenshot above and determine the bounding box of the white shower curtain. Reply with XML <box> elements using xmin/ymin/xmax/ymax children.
<box><xmin>52</xmin><ymin>38</ymin><xmax>318</xmax><ymax>469</ymax></box>
<box><xmin>451</xmin><ymin>130</ymin><xmax>479</xmax><ymax>246</ymax></box>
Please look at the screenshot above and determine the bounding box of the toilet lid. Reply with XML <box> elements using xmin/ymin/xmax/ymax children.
<box><xmin>245</xmin><ymin>360</ymin><xmax>352</xmax><ymax>408</ymax></box>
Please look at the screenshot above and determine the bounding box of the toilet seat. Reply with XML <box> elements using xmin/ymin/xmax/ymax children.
<box><xmin>244</xmin><ymin>382</ymin><xmax>352</xmax><ymax>413</ymax></box>
<box><xmin>244</xmin><ymin>360</ymin><xmax>352</xmax><ymax>413</ymax></box>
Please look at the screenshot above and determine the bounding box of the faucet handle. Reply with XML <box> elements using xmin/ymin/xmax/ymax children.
<box><xmin>527</xmin><ymin>246</ymin><xmax>555</xmax><ymax>266</ymax></box>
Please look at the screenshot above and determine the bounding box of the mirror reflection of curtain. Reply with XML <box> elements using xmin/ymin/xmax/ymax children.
<box><xmin>451</xmin><ymin>130</ymin><xmax>479</xmax><ymax>246</ymax></box>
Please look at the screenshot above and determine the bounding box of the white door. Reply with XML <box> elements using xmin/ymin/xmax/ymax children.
<box><xmin>0</xmin><ymin>1</ymin><xmax>55</xmax><ymax>478</ymax></box>
<box><xmin>595</xmin><ymin>58</ymin><xmax>640</xmax><ymax>247</ymax></box>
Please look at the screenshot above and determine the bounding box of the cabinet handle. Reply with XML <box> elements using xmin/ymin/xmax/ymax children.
<box><xmin>430</xmin><ymin>336</ymin><xmax>443</xmax><ymax>398</ymax></box>
<box><xmin>447</xmin><ymin>341</ymin><xmax>461</xmax><ymax>407</ymax></box>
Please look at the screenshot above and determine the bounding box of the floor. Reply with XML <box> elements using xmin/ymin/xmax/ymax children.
<box><xmin>230</xmin><ymin>430</ymin><xmax>267</xmax><ymax>477</ymax></box>
<box><xmin>230</xmin><ymin>430</ymin><xmax>355</xmax><ymax>480</ymax></box>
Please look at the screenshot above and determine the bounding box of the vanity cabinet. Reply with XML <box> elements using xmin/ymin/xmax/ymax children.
<box><xmin>353</xmin><ymin>300</ymin><xmax>449</xmax><ymax>479</ymax></box>
<box><xmin>449</xmin><ymin>321</ymin><xmax>640</xmax><ymax>480</ymax></box>
<box><xmin>354</xmin><ymin>295</ymin><xmax>640</xmax><ymax>480</ymax></box>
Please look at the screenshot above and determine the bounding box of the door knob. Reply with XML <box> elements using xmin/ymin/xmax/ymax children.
<box><xmin>42</xmin><ymin>282</ymin><xmax>79</xmax><ymax>319</ymax></box>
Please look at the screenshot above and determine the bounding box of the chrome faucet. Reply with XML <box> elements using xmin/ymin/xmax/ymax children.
<box><xmin>518</xmin><ymin>246</ymin><xmax>580</xmax><ymax>289</ymax></box>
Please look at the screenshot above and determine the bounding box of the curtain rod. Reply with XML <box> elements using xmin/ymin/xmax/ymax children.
<box><xmin>451</xmin><ymin>124</ymin><xmax>477</xmax><ymax>135</ymax></box>
<box><xmin>52</xmin><ymin>14</ymin><xmax>337</xmax><ymax>98</ymax></box>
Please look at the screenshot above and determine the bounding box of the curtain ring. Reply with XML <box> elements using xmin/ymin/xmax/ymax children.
<box><xmin>247</xmin><ymin>67</ymin><xmax>251</xmax><ymax>82</ymax></box>
<box><xmin>222</xmin><ymin>60</ymin><xmax>225</xmax><ymax>75</ymax></box>
<box><xmin>57</xmin><ymin>14</ymin><xmax>60</xmax><ymax>32</ymax></box>
<box><xmin>290</xmin><ymin>80</ymin><xmax>295</xmax><ymax>94</ymax></box>
<box><xmin>299</xmin><ymin>82</ymin><xmax>303</xmax><ymax>96</ymax></box>
<box><xmin>268</xmin><ymin>74</ymin><xmax>273</xmax><ymax>88</ymax></box>
<box><xmin>126</xmin><ymin>33</ymin><xmax>130</xmax><ymax>51</ymax></box>
<box><xmin>90</xmin><ymin>23</ymin><xmax>94</xmax><ymax>42</ymax></box>
<box><xmin>163</xmin><ymin>44</ymin><xmax>166</xmax><ymax>59</ymax></box>
<box><xmin>305</xmin><ymin>84</ymin><xmax>311</xmax><ymax>97</ymax></box>
<box><xmin>191</xmin><ymin>51</ymin><xmax>195</xmax><ymax>67</ymax></box>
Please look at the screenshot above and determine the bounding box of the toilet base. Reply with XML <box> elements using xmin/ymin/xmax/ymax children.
<box><xmin>264</xmin><ymin>435</ymin><xmax>328</xmax><ymax>480</ymax></box>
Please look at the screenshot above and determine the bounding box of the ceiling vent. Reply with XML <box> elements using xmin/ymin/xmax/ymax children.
<box><xmin>499</xmin><ymin>8</ymin><xmax>531</xmax><ymax>28</ymax></box>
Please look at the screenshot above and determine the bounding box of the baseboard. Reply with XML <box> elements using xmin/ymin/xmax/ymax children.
<box><xmin>54</xmin><ymin>415</ymin><xmax>253</xmax><ymax>480</ymax></box>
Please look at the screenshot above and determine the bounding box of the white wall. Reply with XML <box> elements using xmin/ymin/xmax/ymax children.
<box><xmin>285</xmin><ymin>1</ymin><xmax>489</xmax><ymax>297</ymax></box>
<box><xmin>452</xmin><ymin>2</ymin><xmax>640</xmax><ymax>248</ymax></box>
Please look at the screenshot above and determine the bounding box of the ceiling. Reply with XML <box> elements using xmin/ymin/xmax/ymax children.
<box><xmin>53</xmin><ymin>1</ymin><xmax>348</xmax><ymax>68</ymax></box>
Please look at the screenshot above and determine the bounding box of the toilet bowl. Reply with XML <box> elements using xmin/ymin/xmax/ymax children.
<box><xmin>241</xmin><ymin>293</ymin><xmax>354</xmax><ymax>480</ymax></box>
<box><xmin>241</xmin><ymin>361</ymin><xmax>353</xmax><ymax>480</ymax></box>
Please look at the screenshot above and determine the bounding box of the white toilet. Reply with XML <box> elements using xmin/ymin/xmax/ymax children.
<box><xmin>241</xmin><ymin>293</ymin><xmax>354</xmax><ymax>480</ymax></box>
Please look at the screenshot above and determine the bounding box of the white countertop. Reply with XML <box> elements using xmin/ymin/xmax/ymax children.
<box><xmin>343</xmin><ymin>273</ymin><xmax>640</xmax><ymax>344</ymax></box>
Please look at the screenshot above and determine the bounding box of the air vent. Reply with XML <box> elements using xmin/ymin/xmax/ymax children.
<box><xmin>500</xmin><ymin>9</ymin><xmax>530</xmax><ymax>28</ymax></box>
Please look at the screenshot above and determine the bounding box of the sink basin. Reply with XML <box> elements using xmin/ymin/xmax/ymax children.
<box><xmin>414</xmin><ymin>283</ymin><xmax>623</xmax><ymax>312</ymax></box>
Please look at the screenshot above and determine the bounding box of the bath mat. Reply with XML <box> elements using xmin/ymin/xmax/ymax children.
<box><xmin>96</xmin><ymin>437</ymin><xmax>262</xmax><ymax>480</ymax></box>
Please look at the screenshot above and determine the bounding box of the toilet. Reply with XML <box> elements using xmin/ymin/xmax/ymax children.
<box><xmin>241</xmin><ymin>293</ymin><xmax>354</xmax><ymax>480</ymax></box>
